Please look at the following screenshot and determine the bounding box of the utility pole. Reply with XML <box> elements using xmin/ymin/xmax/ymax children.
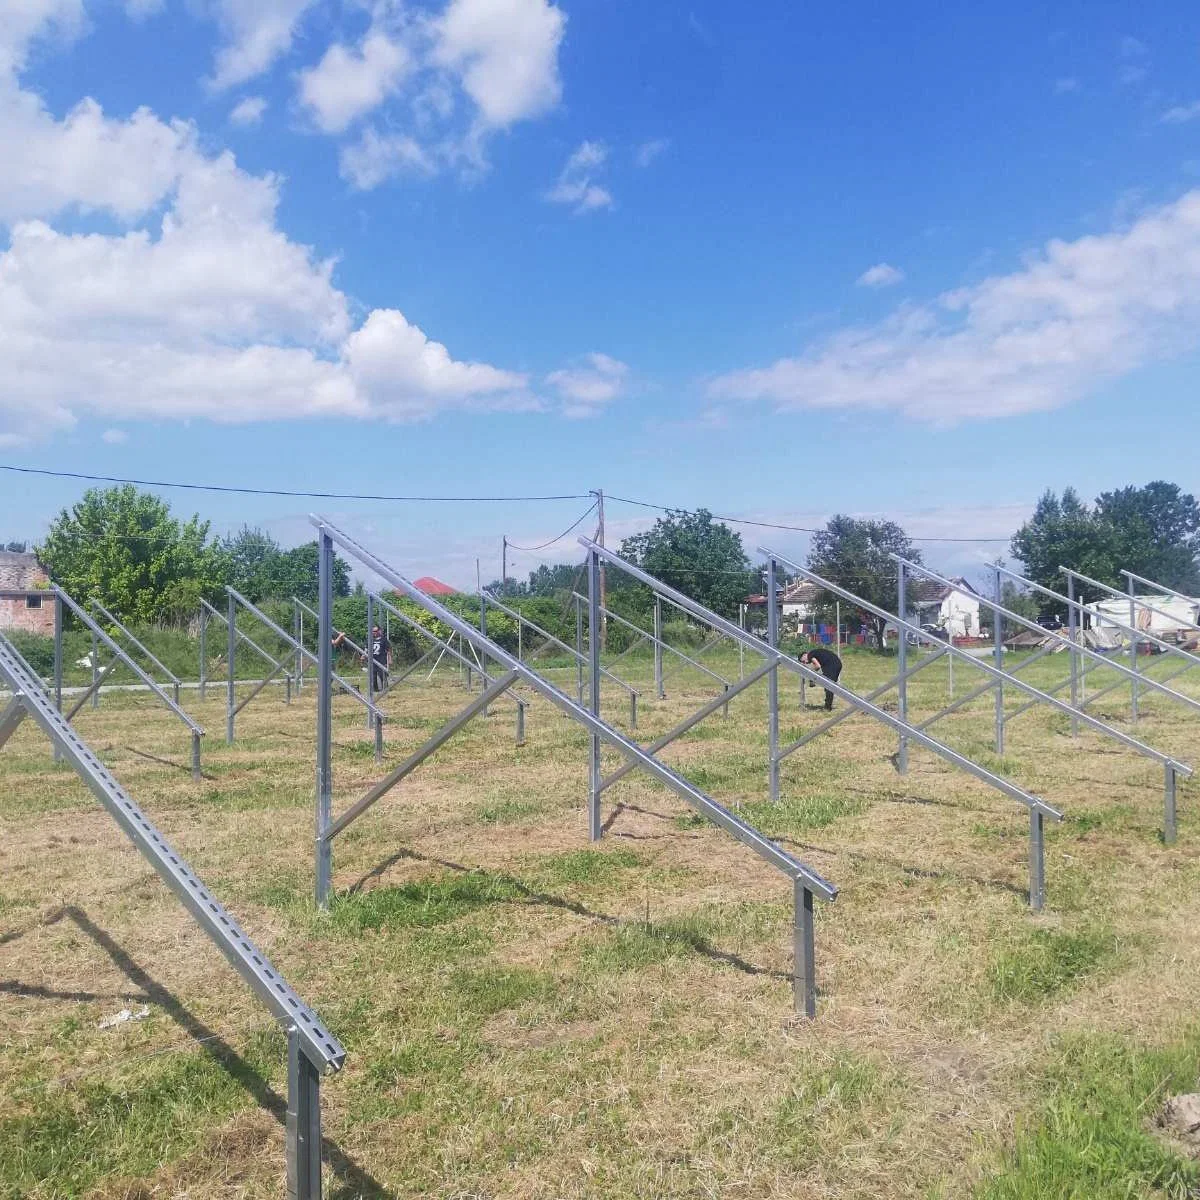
<box><xmin>592</xmin><ymin>489</ymin><xmax>607</xmax><ymax>649</ymax></box>
<box><xmin>501</xmin><ymin>536</ymin><xmax>507</xmax><ymax>593</ymax></box>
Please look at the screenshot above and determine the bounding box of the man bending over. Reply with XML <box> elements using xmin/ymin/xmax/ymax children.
<box><xmin>799</xmin><ymin>646</ymin><xmax>842</xmax><ymax>711</ymax></box>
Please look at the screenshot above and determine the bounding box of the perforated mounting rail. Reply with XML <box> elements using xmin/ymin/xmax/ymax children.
<box><xmin>0</xmin><ymin>632</ymin><xmax>344</xmax><ymax>1076</ymax></box>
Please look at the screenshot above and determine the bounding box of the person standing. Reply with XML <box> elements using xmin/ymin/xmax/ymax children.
<box><xmin>799</xmin><ymin>646</ymin><xmax>842</xmax><ymax>711</ymax></box>
<box><xmin>369</xmin><ymin>623</ymin><xmax>390</xmax><ymax>691</ymax></box>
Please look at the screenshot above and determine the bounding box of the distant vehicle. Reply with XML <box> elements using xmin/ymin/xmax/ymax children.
<box><xmin>907</xmin><ymin>624</ymin><xmax>949</xmax><ymax>644</ymax></box>
<box><xmin>1037</xmin><ymin>613</ymin><xmax>1064</xmax><ymax>630</ymax></box>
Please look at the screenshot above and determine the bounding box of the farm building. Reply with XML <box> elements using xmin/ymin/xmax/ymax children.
<box><xmin>0</xmin><ymin>551</ymin><xmax>53</xmax><ymax>635</ymax></box>
<box><xmin>411</xmin><ymin>576</ymin><xmax>457</xmax><ymax>597</ymax></box>
<box><xmin>1086</xmin><ymin>593</ymin><xmax>1200</xmax><ymax>637</ymax></box>
<box><xmin>905</xmin><ymin>576</ymin><xmax>982</xmax><ymax>639</ymax></box>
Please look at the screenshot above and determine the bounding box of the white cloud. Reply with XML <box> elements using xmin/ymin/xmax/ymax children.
<box><xmin>297</xmin><ymin>30</ymin><xmax>412</xmax><ymax>134</ymax></box>
<box><xmin>546</xmin><ymin>352</ymin><xmax>628</xmax><ymax>417</ymax></box>
<box><xmin>0</xmin><ymin>0</ymin><xmax>85</xmax><ymax>75</ymax></box>
<box><xmin>100</xmin><ymin>428</ymin><xmax>128</xmax><ymax>444</ymax></box>
<box><xmin>708</xmin><ymin>190</ymin><xmax>1200</xmax><ymax>425</ymax></box>
<box><xmin>340</xmin><ymin>127</ymin><xmax>434</xmax><ymax>189</ymax></box>
<box><xmin>432</xmin><ymin>0</ymin><xmax>565</xmax><ymax>129</ymax></box>
<box><xmin>207</xmin><ymin>0</ymin><xmax>319</xmax><ymax>90</ymax></box>
<box><xmin>229</xmin><ymin>95</ymin><xmax>267</xmax><ymax>126</ymax></box>
<box><xmin>1053</xmin><ymin>77</ymin><xmax>1079</xmax><ymax>95</ymax></box>
<box><xmin>634</xmin><ymin>138</ymin><xmax>668</xmax><ymax>167</ymax></box>
<box><xmin>0</xmin><ymin>90</ymin><xmax>195</xmax><ymax>224</ymax></box>
<box><xmin>856</xmin><ymin>262</ymin><xmax>904</xmax><ymax>288</ymax></box>
<box><xmin>545</xmin><ymin>141</ymin><xmax>613</xmax><ymax>214</ymax></box>
<box><xmin>0</xmin><ymin>38</ymin><xmax>541</xmax><ymax>443</ymax></box>
<box><xmin>1161</xmin><ymin>101</ymin><xmax>1200</xmax><ymax>125</ymax></box>
<box><xmin>124</xmin><ymin>0</ymin><xmax>163</xmax><ymax>18</ymax></box>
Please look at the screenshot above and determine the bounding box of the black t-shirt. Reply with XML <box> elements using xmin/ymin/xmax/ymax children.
<box><xmin>803</xmin><ymin>646</ymin><xmax>841</xmax><ymax>677</ymax></box>
<box><xmin>370</xmin><ymin>632</ymin><xmax>388</xmax><ymax>664</ymax></box>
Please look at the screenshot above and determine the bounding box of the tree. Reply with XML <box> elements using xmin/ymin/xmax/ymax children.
<box><xmin>979</xmin><ymin>580</ymin><xmax>1040</xmax><ymax>635</ymax></box>
<box><xmin>807</xmin><ymin>515</ymin><xmax>922</xmax><ymax>646</ymax></box>
<box><xmin>271</xmin><ymin>541</ymin><xmax>351</xmax><ymax>604</ymax></box>
<box><xmin>1011</xmin><ymin>482</ymin><xmax>1200</xmax><ymax>611</ymax></box>
<box><xmin>38</xmin><ymin>485</ymin><xmax>227</xmax><ymax>623</ymax></box>
<box><xmin>1095</xmin><ymin>481</ymin><xmax>1200</xmax><ymax>592</ymax></box>
<box><xmin>223</xmin><ymin>526</ymin><xmax>284</xmax><ymax>603</ymax></box>
<box><xmin>618</xmin><ymin>509</ymin><xmax>755</xmax><ymax>617</ymax></box>
<box><xmin>4</xmin><ymin>541</ymin><xmax>27</xmax><ymax>553</ymax></box>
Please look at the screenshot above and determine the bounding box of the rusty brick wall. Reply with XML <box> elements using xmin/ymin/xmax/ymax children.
<box><xmin>0</xmin><ymin>596</ymin><xmax>55</xmax><ymax>635</ymax></box>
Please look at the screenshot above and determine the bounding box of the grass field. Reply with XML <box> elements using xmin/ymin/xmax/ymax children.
<box><xmin>3</xmin><ymin>642</ymin><xmax>1200</xmax><ymax>1198</ymax></box>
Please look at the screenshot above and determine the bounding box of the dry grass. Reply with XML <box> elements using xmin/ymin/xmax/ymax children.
<box><xmin>2</xmin><ymin>646</ymin><xmax>1200</xmax><ymax>1198</ymax></box>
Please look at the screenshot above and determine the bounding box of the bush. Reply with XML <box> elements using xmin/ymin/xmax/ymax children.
<box><xmin>7</xmin><ymin>630</ymin><xmax>54</xmax><ymax>676</ymax></box>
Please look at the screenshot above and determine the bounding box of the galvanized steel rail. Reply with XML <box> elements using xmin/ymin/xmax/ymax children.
<box><xmin>311</xmin><ymin>516</ymin><xmax>835</xmax><ymax>1018</ymax></box>
<box><xmin>54</xmin><ymin>587</ymin><xmax>204</xmax><ymax>779</ymax></box>
<box><xmin>0</xmin><ymin>632</ymin><xmax>343</xmax><ymax>1199</ymax></box>
<box><xmin>766</xmin><ymin>548</ymin><xmax>1190</xmax><ymax>842</ymax></box>
<box><xmin>581</xmin><ymin>538</ymin><xmax>1062</xmax><ymax>910</ymax></box>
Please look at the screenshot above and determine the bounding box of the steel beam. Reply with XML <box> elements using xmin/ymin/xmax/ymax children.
<box><xmin>315</xmin><ymin>531</ymin><xmax>334</xmax><ymax>907</ymax></box>
<box><xmin>92</xmin><ymin>600</ymin><xmax>182</xmax><ymax>703</ymax></box>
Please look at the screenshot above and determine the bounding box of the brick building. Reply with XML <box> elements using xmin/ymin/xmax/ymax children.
<box><xmin>0</xmin><ymin>552</ymin><xmax>54</xmax><ymax>635</ymax></box>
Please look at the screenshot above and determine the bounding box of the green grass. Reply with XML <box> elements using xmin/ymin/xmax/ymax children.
<box><xmin>988</xmin><ymin>926</ymin><xmax>1120</xmax><ymax>1003</ymax></box>
<box><xmin>976</xmin><ymin>1030</ymin><xmax>1200</xmax><ymax>1199</ymax></box>
<box><xmin>742</xmin><ymin>789</ymin><xmax>867</xmax><ymax>834</ymax></box>
<box><xmin>327</xmin><ymin>870</ymin><xmax>526</xmax><ymax>932</ymax></box>
<box><xmin>0</xmin><ymin>1034</ymin><xmax>278</xmax><ymax>1199</ymax></box>
<box><xmin>530</xmin><ymin>847</ymin><xmax>643</xmax><ymax>887</ymax></box>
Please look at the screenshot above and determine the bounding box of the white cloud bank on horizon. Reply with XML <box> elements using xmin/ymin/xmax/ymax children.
<box><xmin>0</xmin><ymin>4</ymin><xmax>571</xmax><ymax>446</ymax></box>
<box><xmin>709</xmin><ymin>190</ymin><xmax>1200</xmax><ymax>424</ymax></box>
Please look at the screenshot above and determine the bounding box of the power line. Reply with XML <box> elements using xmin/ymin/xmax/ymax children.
<box><xmin>0</xmin><ymin>464</ymin><xmax>590</xmax><ymax>503</ymax></box>
<box><xmin>505</xmin><ymin>503</ymin><xmax>599</xmax><ymax>553</ymax></box>
<box><xmin>605</xmin><ymin>492</ymin><xmax>1012</xmax><ymax>544</ymax></box>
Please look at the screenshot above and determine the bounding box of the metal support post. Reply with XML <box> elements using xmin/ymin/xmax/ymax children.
<box><xmin>767</xmin><ymin>556</ymin><xmax>781</xmax><ymax>803</ymax></box>
<box><xmin>315</xmin><ymin>529</ymin><xmax>334</xmax><ymax>906</ymax></box>
<box><xmin>90</xmin><ymin>628</ymin><xmax>99</xmax><ymax>709</ymax></box>
<box><xmin>286</xmin><ymin>1028</ymin><xmax>323</xmax><ymax>1200</ymax></box>
<box><xmin>516</xmin><ymin>699</ymin><xmax>526</xmax><ymax>746</ymax></box>
<box><xmin>654</xmin><ymin>597</ymin><xmax>664</xmax><ymax>699</ymax></box>
<box><xmin>1066</xmin><ymin>574</ymin><xmax>1079</xmax><ymax>736</ymax></box>
<box><xmin>1029</xmin><ymin>810</ymin><xmax>1045</xmax><ymax>912</ymax></box>
<box><xmin>365</xmin><ymin>593</ymin><xmax>374</xmax><ymax>730</ymax></box>
<box><xmin>1128</xmin><ymin>575</ymin><xmax>1140</xmax><ymax>723</ymax></box>
<box><xmin>191</xmin><ymin>731</ymin><xmax>201</xmax><ymax>781</ymax></box>
<box><xmin>588</xmin><ymin>550</ymin><xmax>603</xmax><ymax>841</ymax></box>
<box><xmin>993</xmin><ymin>567</ymin><xmax>1004</xmax><ymax>755</ymax></box>
<box><xmin>199</xmin><ymin>608</ymin><xmax>207</xmax><ymax>701</ymax></box>
<box><xmin>1164</xmin><ymin>765</ymin><xmax>1178</xmax><ymax>845</ymax></box>
<box><xmin>52</xmin><ymin>593</ymin><xmax>63</xmax><ymax>761</ymax></box>
<box><xmin>948</xmin><ymin>643</ymin><xmax>954</xmax><ymax>699</ymax></box>
<box><xmin>296</xmin><ymin>608</ymin><xmax>304</xmax><ymax>690</ymax></box>
<box><xmin>794</xmin><ymin>881</ymin><xmax>816</xmax><ymax>1018</ymax></box>
<box><xmin>226</xmin><ymin>593</ymin><xmax>236</xmax><ymax>745</ymax></box>
<box><xmin>479</xmin><ymin>593</ymin><xmax>490</xmax><ymax>718</ymax></box>
<box><xmin>575</xmin><ymin>594</ymin><xmax>585</xmax><ymax>704</ymax></box>
<box><xmin>897</xmin><ymin>563</ymin><xmax>908</xmax><ymax>774</ymax></box>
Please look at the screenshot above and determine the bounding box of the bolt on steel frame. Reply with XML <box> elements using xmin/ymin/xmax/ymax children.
<box><xmin>481</xmin><ymin>589</ymin><xmax>640</xmax><ymax>727</ymax></box>
<box><xmin>583</xmin><ymin>538</ymin><xmax>1063</xmax><ymax>911</ymax></box>
<box><xmin>996</xmin><ymin>564</ymin><xmax>1200</xmax><ymax>728</ymax></box>
<box><xmin>0</xmin><ymin>632</ymin><xmax>344</xmax><ymax>1200</ymax></box>
<box><xmin>310</xmin><ymin>517</ymin><xmax>836</xmax><ymax>1018</ymax></box>
<box><xmin>765</xmin><ymin>549</ymin><xmax>1192</xmax><ymax>844</ymax></box>
<box><xmin>368</xmin><ymin>590</ymin><xmax>527</xmax><ymax>746</ymax></box>
<box><xmin>224</xmin><ymin>588</ymin><xmax>384</xmax><ymax>759</ymax></box>
<box><xmin>570</xmin><ymin>590</ymin><xmax>735</xmax><ymax>707</ymax></box>
<box><xmin>53</xmin><ymin>588</ymin><xmax>204</xmax><ymax>780</ymax></box>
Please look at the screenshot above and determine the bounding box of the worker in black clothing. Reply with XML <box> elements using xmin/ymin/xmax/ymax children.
<box><xmin>799</xmin><ymin>646</ymin><xmax>842</xmax><ymax>710</ymax></box>
<box><xmin>368</xmin><ymin>624</ymin><xmax>390</xmax><ymax>691</ymax></box>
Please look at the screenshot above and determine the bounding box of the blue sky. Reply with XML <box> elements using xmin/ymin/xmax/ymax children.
<box><xmin>4</xmin><ymin>0</ymin><xmax>1200</xmax><ymax>588</ymax></box>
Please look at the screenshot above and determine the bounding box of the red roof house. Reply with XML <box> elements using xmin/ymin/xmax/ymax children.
<box><xmin>411</xmin><ymin>576</ymin><xmax>457</xmax><ymax>597</ymax></box>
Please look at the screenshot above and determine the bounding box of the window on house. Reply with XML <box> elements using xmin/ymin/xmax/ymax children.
<box><xmin>25</xmin><ymin>595</ymin><xmax>41</xmax><ymax>609</ymax></box>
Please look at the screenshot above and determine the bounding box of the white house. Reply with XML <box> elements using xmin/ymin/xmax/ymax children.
<box><xmin>907</xmin><ymin>577</ymin><xmax>982</xmax><ymax>639</ymax></box>
<box><xmin>777</xmin><ymin>575</ymin><xmax>981</xmax><ymax>639</ymax></box>
<box><xmin>1087</xmin><ymin>593</ymin><xmax>1200</xmax><ymax>637</ymax></box>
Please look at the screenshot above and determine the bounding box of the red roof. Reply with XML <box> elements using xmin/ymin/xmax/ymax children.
<box><xmin>412</xmin><ymin>576</ymin><xmax>457</xmax><ymax>596</ymax></box>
